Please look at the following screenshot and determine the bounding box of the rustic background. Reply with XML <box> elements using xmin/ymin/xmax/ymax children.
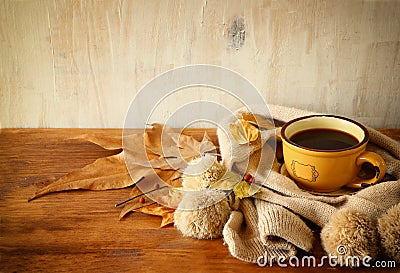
<box><xmin>1</xmin><ymin>0</ymin><xmax>399</xmax><ymax>128</ymax></box>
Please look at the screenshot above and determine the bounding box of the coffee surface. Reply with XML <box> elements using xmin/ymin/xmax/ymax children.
<box><xmin>289</xmin><ymin>129</ymin><xmax>359</xmax><ymax>150</ymax></box>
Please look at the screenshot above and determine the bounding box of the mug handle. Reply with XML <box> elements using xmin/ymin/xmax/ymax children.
<box><xmin>346</xmin><ymin>151</ymin><xmax>386</xmax><ymax>188</ymax></box>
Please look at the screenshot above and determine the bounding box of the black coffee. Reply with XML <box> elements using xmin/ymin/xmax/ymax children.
<box><xmin>290</xmin><ymin>129</ymin><xmax>359</xmax><ymax>151</ymax></box>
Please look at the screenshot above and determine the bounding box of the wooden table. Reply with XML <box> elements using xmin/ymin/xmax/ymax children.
<box><xmin>1</xmin><ymin>129</ymin><xmax>399</xmax><ymax>273</ymax></box>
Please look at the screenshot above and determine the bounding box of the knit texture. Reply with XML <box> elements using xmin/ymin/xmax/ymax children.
<box><xmin>223</xmin><ymin>199</ymin><xmax>297</xmax><ymax>263</ymax></box>
<box><xmin>320</xmin><ymin>208</ymin><xmax>379</xmax><ymax>267</ymax></box>
<box><xmin>220</xmin><ymin>104</ymin><xmax>400</xmax><ymax>263</ymax></box>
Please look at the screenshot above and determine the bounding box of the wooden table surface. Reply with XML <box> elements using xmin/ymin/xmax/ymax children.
<box><xmin>1</xmin><ymin>128</ymin><xmax>399</xmax><ymax>273</ymax></box>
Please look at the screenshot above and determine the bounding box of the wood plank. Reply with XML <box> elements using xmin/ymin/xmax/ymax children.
<box><xmin>0</xmin><ymin>129</ymin><xmax>399</xmax><ymax>272</ymax></box>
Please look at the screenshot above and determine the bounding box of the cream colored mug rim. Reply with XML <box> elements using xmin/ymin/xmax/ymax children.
<box><xmin>281</xmin><ymin>115</ymin><xmax>369</xmax><ymax>152</ymax></box>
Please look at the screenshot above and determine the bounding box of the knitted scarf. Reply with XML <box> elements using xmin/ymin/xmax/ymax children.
<box><xmin>218</xmin><ymin>105</ymin><xmax>400</xmax><ymax>263</ymax></box>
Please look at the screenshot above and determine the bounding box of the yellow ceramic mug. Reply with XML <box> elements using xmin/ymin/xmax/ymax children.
<box><xmin>281</xmin><ymin>115</ymin><xmax>386</xmax><ymax>192</ymax></box>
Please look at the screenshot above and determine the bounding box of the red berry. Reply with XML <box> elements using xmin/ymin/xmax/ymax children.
<box><xmin>153</xmin><ymin>183</ymin><xmax>160</xmax><ymax>190</ymax></box>
<box><xmin>139</xmin><ymin>197</ymin><xmax>146</xmax><ymax>204</ymax></box>
<box><xmin>244</xmin><ymin>173</ymin><xmax>252</xmax><ymax>181</ymax></box>
<box><xmin>249</xmin><ymin>177</ymin><xmax>255</xmax><ymax>184</ymax></box>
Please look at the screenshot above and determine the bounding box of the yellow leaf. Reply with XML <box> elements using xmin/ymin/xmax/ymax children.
<box><xmin>229</xmin><ymin>123</ymin><xmax>247</xmax><ymax>144</ymax></box>
<box><xmin>209</xmin><ymin>171</ymin><xmax>242</xmax><ymax>191</ymax></box>
<box><xmin>233</xmin><ymin>180</ymin><xmax>260</xmax><ymax>199</ymax></box>
<box><xmin>229</xmin><ymin>119</ymin><xmax>259</xmax><ymax>144</ymax></box>
<box><xmin>242</xmin><ymin>113</ymin><xmax>275</xmax><ymax>130</ymax></box>
<box><xmin>234</xmin><ymin>180</ymin><xmax>252</xmax><ymax>199</ymax></box>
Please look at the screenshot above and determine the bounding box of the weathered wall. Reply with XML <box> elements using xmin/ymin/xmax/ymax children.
<box><xmin>1</xmin><ymin>0</ymin><xmax>399</xmax><ymax>128</ymax></box>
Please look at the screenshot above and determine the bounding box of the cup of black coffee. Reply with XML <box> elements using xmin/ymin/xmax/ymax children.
<box><xmin>281</xmin><ymin>115</ymin><xmax>386</xmax><ymax>192</ymax></box>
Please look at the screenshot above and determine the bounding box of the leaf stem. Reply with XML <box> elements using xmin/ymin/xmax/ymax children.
<box><xmin>133</xmin><ymin>176</ymin><xmax>145</xmax><ymax>185</ymax></box>
<box><xmin>115</xmin><ymin>185</ymin><xmax>168</xmax><ymax>207</ymax></box>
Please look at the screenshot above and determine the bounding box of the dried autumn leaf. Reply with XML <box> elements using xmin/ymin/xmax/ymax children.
<box><xmin>160</xmin><ymin>211</ymin><xmax>175</xmax><ymax>227</ymax></box>
<box><xmin>229</xmin><ymin>119</ymin><xmax>259</xmax><ymax>144</ymax></box>
<box><xmin>123</xmin><ymin>131</ymin><xmax>175</xmax><ymax>172</ymax></box>
<box><xmin>31</xmin><ymin>123</ymin><xmax>215</xmax><ymax>226</ymax></box>
<box><xmin>119</xmin><ymin>171</ymin><xmax>182</xmax><ymax>218</ymax></box>
<box><xmin>233</xmin><ymin>180</ymin><xmax>252</xmax><ymax>199</ymax></box>
<box><xmin>242</xmin><ymin>113</ymin><xmax>275</xmax><ymax>130</ymax></box>
<box><xmin>199</xmin><ymin>131</ymin><xmax>218</xmax><ymax>155</ymax></box>
<box><xmin>145</xmin><ymin>129</ymin><xmax>216</xmax><ymax>163</ymax></box>
<box><xmin>125</xmin><ymin>126</ymin><xmax>198</xmax><ymax>171</ymax></box>
<box><xmin>229</xmin><ymin>123</ymin><xmax>247</xmax><ymax>145</ymax></box>
<box><xmin>233</xmin><ymin>180</ymin><xmax>260</xmax><ymax>199</ymax></box>
<box><xmin>173</xmin><ymin>132</ymin><xmax>216</xmax><ymax>158</ymax></box>
<box><xmin>72</xmin><ymin>134</ymin><xmax>122</xmax><ymax>150</ymax></box>
<box><xmin>123</xmin><ymin>133</ymin><xmax>156</xmax><ymax>160</ymax></box>
<box><xmin>144</xmin><ymin>123</ymin><xmax>163</xmax><ymax>146</ymax></box>
<box><xmin>119</xmin><ymin>185</ymin><xmax>157</xmax><ymax>219</ymax></box>
<box><xmin>30</xmin><ymin>131</ymin><xmax>157</xmax><ymax>201</ymax></box>
<box><xmin>209</xmin><ymin>171</ymin><xmax>242</xmax><ymax>191</ymax></box>
<box><xmin>29</xmin><ymin>152</ymin><xmax>145</xmax><ymax>201</ymax></box>
<box><xmin>127</xmin><ymin>131</ymin><xmax>217</xmax><ymax>212</ymax></box>
<box><xmin>133</xmin><ymin>156</ymin><xmax>188</xmax><ymax>171</ymax></box>
<box><xmin>144</xmin><ymin>124</ymin><xmax>178</xmax><ymax>156</ymax></box>
<box><xmin>136</xmin><ymin>205</ymin><xmax>175</xmax><ymax>228</ymax></box>
<box><xmin>124</xmin><ymin>126</ymin><xmax>177</xmax><ymax>166</ymax></box>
